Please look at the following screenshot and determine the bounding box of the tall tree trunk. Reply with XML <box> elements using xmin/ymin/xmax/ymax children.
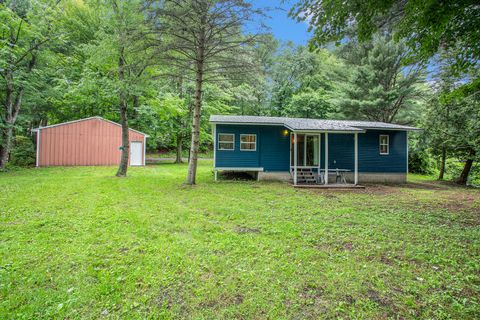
<box><xmin>0</xmin><ymin>56</ymin><xmax>32</xmax><ymax>170</ymax></box>
<box><xmin>456</xmin><ymin>158</ymin><xmax>474</xmax><ymax>185</ymax></box>
<box><xmin>116</xmin><ymin>52</ymin><xmax>129</xmax><ymax>177</ymax></box>
<box><xmin>186</xmin><ymin>52</ymin><xmax>205</xmax><ymax>185</ymax></box>
<box><xmin>175</xmin><ymin>134</ymin><xmax>183</xmax><ymax>164</ymax></box>
<box><xmin>438</xmin><ymin>146</ymin><xmax>446</xmax><ymax>180</ymax></box>
<box><xmin>1</xmin><ymin>89</ymin><xmax>24</xmax><ymax>170</ymax></box>
<box><xmin>0</xmin><ymin>126</ymin><xmax>13</xmax><ymax>169</ymax></box>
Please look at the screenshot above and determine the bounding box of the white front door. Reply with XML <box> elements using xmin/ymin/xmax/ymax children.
<box><xmin>130</xmin><ymin>141</ymin><xmax>143</xmax><ymax>166</ymax></box>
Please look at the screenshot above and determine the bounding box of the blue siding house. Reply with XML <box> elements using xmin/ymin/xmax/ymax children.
<box><xmin>210</xmin><ymin>115</ymin><xmax>420</xmax><ymax>185</ymax></box>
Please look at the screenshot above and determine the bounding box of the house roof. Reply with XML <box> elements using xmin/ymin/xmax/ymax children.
<box><xmin>209</xmin><ymin>115</ymin><xmax>420</xmax><ymax>132</ymax></box>
<box><xmin>32</xmin><ymin>116</ymin><xmax>148</xmax><ymax>137</ymax></box>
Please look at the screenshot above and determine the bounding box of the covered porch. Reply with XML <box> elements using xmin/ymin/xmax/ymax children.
<box><xmin>290</xmin><ymin>130</ymin><xmax>363</xmax><ymax>187</ymax></box>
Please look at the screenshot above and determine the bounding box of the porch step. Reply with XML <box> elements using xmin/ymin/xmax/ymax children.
<box><xmin>294</xmin><ymin>168</ymin><xmax>317</xmax><ymax>184</ymax></box>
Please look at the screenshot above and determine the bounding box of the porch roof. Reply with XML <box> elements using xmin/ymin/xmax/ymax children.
<box><xmin>210</xmin><ymin>115</ymin><xmax>420</xmax><ymax>132</ymax></box>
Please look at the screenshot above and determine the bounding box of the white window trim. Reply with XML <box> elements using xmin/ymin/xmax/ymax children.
<box><xmin>218</xmin><ymin>133</ymin><xmax>235</xmax><ymax>151</ymax></box>
<box><xmin>379</xmin><ymin>134</ymin><xmax>389</xmax><ymax>155</ymax></box>
<box><xmin>240</xmin><ymin>134</ymin><xmax>257</xmax><ymax>151</ymax></box>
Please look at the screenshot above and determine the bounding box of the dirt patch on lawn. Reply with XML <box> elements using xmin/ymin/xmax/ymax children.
<box><xmin>361</xmin><ymin>184</ymin><xmax>403</xmax><ymax>195</ymax></box>
<box><xmin>414</xmin><ymin>192</ymin><xmax>480</xmax><ymax>225</ymax></box>
<box><xmin>343</xmin><ymin>242</ymin><xmax>354</xmax><ymax>251</ymax></box>
<box><xmin>154</xmin><ymin>283</ymin><xmax>187</xmax><ymax>314</ymax></box>
<box><xmin>234</xmin><ymin>226</ymin><xmax>261</xmax><ymax>234</ymax></box>
<box><xmin>400</xmin><ymin>181</ymin><xmax>450</xmax><ymax>190</ymax></box>
<box><xmin>199</xmin><ymin>293</ymin><xmax>245</xmax><ymax>309</ymax></box>
<box><xmin>300</xmin><ymin>283</ymin><xmax>324</xmax><ymax>301</ymax></box>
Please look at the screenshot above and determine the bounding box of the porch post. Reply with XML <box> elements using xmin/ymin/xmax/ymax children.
<box><xmin>213</xmin><ymin>124</ymin><xmax>217</xmax><ymax>181</ymax></box>
<box><xmin>354</xmin><ymin>132</ymin><xmax>358</xmax><ymax>185</ymax></box>
<box><xmin>293</xmin><ymin>132</ymin><xmax>298</xmax><ymax>185</ymax></box>
<box><xmin>325</xmin><ymin>132</ymin><xmax>329</xmax><ymax>184</ymax></box>
<box><xmin>318</xmin><ymin>134</ymin><xmax>321</xmax><ymax>181</ymax></box>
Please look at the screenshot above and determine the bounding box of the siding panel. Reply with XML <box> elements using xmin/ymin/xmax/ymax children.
<box><xmin>259</xmin><ymin>126</ymin><xmax>290</xmax><ymax>171</ymax></box>
<box><xmin>215</xmin><ymin>124</ymin><xmax>290</xmax><ymax>171</ymax></box>
<box><xmin>215</xmin><ymin>125</ymin><xmax>260</xmax><ymax>168</ymax></box>
<box><xmin>327</xmin><ymin>133</ymin><xmax>355</xmax><ymax>171</ymax></box>
<box><xmin>38</xmin><ymin>118</ymin><xmax>146</xmax><ymax>166</ymax></box>
<box><xmin>358</xmin><ymin>130</ymin><xmax>407</xmax><ymax>173</ymax></box>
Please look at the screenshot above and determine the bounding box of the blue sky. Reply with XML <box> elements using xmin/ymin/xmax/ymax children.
<box><xmin>255</xmin><ymin>0</ymin><xmax>312</xmax><ymax>46</ymax></box>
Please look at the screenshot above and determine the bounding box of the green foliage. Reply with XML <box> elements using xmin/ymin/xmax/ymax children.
<box><xmin>291</xmin><ymin>0</ymin><xmax>480</xmax><ymax>73</ymax></box>
<box><xmin>271</xmin><ymin>45</ymin><xmax>343</xmax><ymax>118</ymax></box>
<box><xmin>1</xmin><ymin>164</ymin><xmax>479</xmax><ymax>318</ymax></box>
<box><xmin>0</xmin><ymin>1</ymin><xmax>65</xmax><ymax>168</ymax></box>
<box><xmin>9</xmin><ymin>135</ymin><xmax>35</xmax><ymax>167</ymax></box>
<box><xmin>408</xmin><ymin>147</ymin><xmax>435</xmax><ymax>175</ymax></box>
<box><xmin>285</xmin><ymin>89</ymin><xmax>332</xmax><ymax>118</ymax></box>
<box><xmin>336</xmin><ymin>35</ymin><xmax>426</xmax><ymax>123</ymax></box>
<box><xmin>424</xmin><ymin>53</ymin><xmax>480</xmax><ymax>183</ymax></box>
<box><xmin>439</xmin><ymin>159</ymin><xmax>480</xmax><ymax>186</ymax></box>
<box><xmin>407</xmin><ymin>132</ymin><xmax>435</xmax><ymax>175</ymax></box>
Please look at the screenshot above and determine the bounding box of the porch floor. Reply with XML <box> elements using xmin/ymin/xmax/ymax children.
<box><xmin>293</xmin><ymin>183</ymin><xmax>365</xmax><ymax>189</ymax></box>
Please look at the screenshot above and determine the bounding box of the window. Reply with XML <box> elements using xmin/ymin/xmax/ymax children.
<box><xmin>240</xmin><ymin>134</ymin><xmax>256</xmax><ymax>151</ymax></box>
<box><xmin>379</xmin><ymin>135</ymin><xmax>389</xmax><ymax>155</ymax></box>
<box><xmin>218</xmin><ymin>133</ymin><xmax>234</xmax><ymax>150</ymax></box>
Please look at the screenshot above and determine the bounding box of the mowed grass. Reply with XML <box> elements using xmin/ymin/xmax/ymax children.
<box><xmin>1</xmin><ymin>161</ymin><xmax>479</xmax><ymax>319</ymax></box>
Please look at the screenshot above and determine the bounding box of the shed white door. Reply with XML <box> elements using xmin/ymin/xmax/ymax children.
<box><xmin>130</xmin><ymin>141</ymin><xmax>143</xmax><ymax>166</ymax></box>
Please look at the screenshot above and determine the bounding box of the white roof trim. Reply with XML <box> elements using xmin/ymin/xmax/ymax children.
<box><xmin>210</xmin><ymin>115</ymin><xmax>420</xmax><ymax>132</ymax></box>
<box><xmin>211</xmin><ymin>121</ymin><xmax>294</xmax><ymax>131</ymax></box>
<box><xmin>291</xmin><ymin>129</ymin><xmax>366</xmax><ymax>134</ymax></box>
<box><xmin>357</xmin><ymin>127</ymin><xmax>422</xmax><ymax>132</ymax></box>
<box><xmin>32</xmin><ymin>116</ymin><xmax>149</xmax><ymax>137</ymax></box>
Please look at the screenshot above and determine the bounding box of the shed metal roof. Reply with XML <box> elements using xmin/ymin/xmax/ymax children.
<box><xmin>210</xmin><ymin>115</ymin><xmax>420</xmax><ymax>132</ymax></box>
<box><xmin>32</xmin><ymin>116</ymin><xmax>148</xmax><ymax>136</ymax></box>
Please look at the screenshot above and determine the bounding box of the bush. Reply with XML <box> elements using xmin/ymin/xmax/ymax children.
<box><xmin>409</xmin><ymin>148</ymin><xmax>435</xmax><ymax>174</ymax></box>
<box><xmin>10</xmin><ymin>135</ymin><xmax>36</xmax><ymax>167</ymax></box>
<box><xmin>444</xmin><ymin>159</ymin><xmax>480</xmax><ymax>186</ymax></box>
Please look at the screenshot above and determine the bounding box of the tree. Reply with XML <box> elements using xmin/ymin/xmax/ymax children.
<box><xmin>75</xmin><ymin>0</ymin><xmax>156</xmax><ymax>177</ymax></box>
<box><xmin>157</xmin><ymin>89</ymin><xmax>191</xmax><ymax>164</ymax></box>
<box><xmin>0</xmin><ymin>1</ymin><xmax>60</xmax><ymax>169</ymax></box>
<box><xmin>444</xmin><ymin>95</ymin><xmax>479</xmax><ymax>185</ymax></box>
<box><xmin>291</xmin><ymin>0</ymin><xmax>480</xmax><ymax>73</ymax></box>
<box><xmin>424</xmin><ymin>56</ymin><xmax>480</xmax><ymax>185</ymax></box>
<box><xmin>336</xmin><ymin>35</ymin><xmax>425</xmax><ymax>123</ymax></box>
<box><xmin>150</xmin><ymin>0</ymin><xmax>264</xmax><ymax>184</ymax></box>
<box><xmin>239</xmin><ymin>34</ymin><xmax>279</xmax><ymax>116</ymax></box>
<box><xmin>270</xmin><ymin>44</ymin><xmax>345</xmax><ymax>118</ymax></box>
<box><xmin>425</xmin><ymin>96</ymin><xmax>451</xmax><ymax>180</ymax></box>
<box><xmin>424</xmin><ymin>59</ymin><xmax>457</xmax><ymax>180</ymax></box>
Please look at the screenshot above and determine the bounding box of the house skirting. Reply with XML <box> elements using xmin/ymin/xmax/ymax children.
<box><xmin>257</xmin><ymin>171</ymin><xmax>292</xmax><ymax>182</ymax></box>
<box><xmin>356</xmin><ymin>172</ymin><xmax>407</xmax><ymax>183</ymax></box>
<box><xmin>257</xmin><ymin>171</ymin><xmax>407</xmax><ymax>183</ymax></box>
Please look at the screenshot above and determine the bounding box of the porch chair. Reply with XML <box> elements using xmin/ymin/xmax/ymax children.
<box><xmin>317</xmin><ymin>171</ymin><xmax>325</xmax><ymax>184</ymax></box>
<box><xmin>335</xmin><ymin>169</ymin><xmax>347</xmax><ymax>184</ymax></box>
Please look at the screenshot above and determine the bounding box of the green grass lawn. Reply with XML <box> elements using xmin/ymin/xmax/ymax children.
<box><xmin>1</xmin><ymin>161</ymin><xmax>479</xmax><ymax>319</ymax></box>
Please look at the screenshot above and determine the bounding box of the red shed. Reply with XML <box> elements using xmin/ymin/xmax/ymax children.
<box><xmin>33</xmin><ymin>117</ymin><xmax>148</xmax><ymax>167</ymax></box>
